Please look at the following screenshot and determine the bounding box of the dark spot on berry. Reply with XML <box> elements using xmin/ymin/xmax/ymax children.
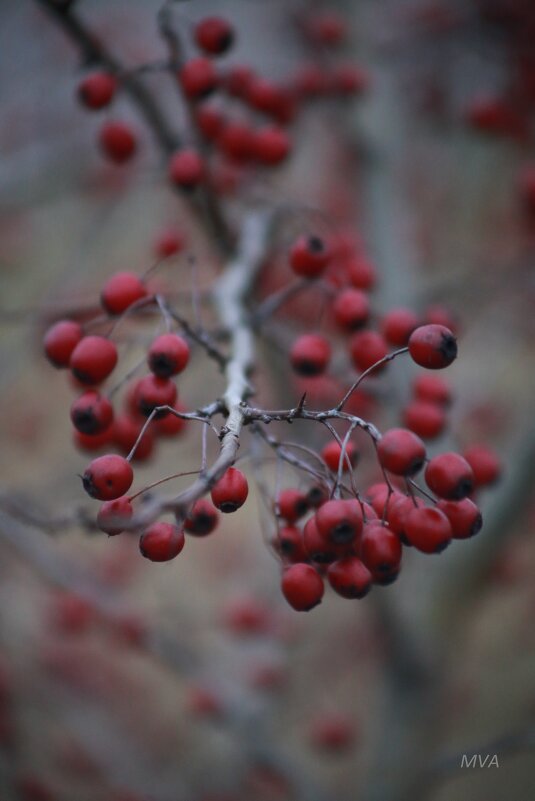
<box><xmin>433</xmin><ymin>539</ymin><xmax>450</xmax><ymax>553</ymax></box>
<box><xmin>308</xmin><ymin>236</ymin><xmax>324</xmax><ymax>253</ymax></box>
<box><xmin>217</xmin><ymin>30</ymin><xmax>234</xmax><ymax>52</ymax></box>
<box><xmin>294</xmin><ymin>359</ymin><xmax>322</xmax><ymax>376</ymax></box>
<box><xmin>407</xmin><ymin>456</ymin><xmax>425</xmax><ymax>476</ymax></box>
<box><xmin>439</xmin><ymin>333</ymin><xmax>458</xmax><ymax>363</ymax></box>
<box><xmin>219</xmin><ymin>501</ymin><xmax>239</xmax><ymax>513</ymax></box>
<box><xmin>149</xmin><ymin>353</ymin><xmax>175</xmax><ymax>378</ymax></box>
<box><xmin>451</xmin><ymin>478</ymin><xmax>473</xmax><ymax>500</ymax></box>
<box><xmin>374</xmin><ymin>570</ymin><xmax>399</xmax><ymax>586</ymax></box>
<box><xmin>331</xmin><ymin>521</ymin><xmax>355</xmax><ymax>544</ymax></box>
<box><xmin>73</xmin><ymin>409</ymin><xmax>98</xmax><ymax>435</ymax></box>
<box><xmin>82</xmin><ymin>472</ymin><xmax>97</xmax><ymax>498</ymax></box>
<box><xmin>469</xmin><ymin>513</ymin><xmax>483</xmax><ymax>537</ymax></box>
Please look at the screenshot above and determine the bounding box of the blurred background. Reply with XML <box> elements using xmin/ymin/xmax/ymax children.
<box><xmin>1</xmin><ymin>1</ymin><xmax>535</xmax><ymax>800</ymax></box>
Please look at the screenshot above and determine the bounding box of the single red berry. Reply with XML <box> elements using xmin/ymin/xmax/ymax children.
<box><xmin>307</xmin><ymin>11</ymin><xmax>346</xmax><ymax>46</ymax></box>
<box><xmin>321</xmin><ymin>440</ymin><xmax>358</xmax><ymax>472</ymax></box>
<box><xmin>293</xmin><ymin>63</ymin><xmax>329</xmax><ymax>97</ymax></box>
<box><xmin>332</xmin><ymin>288</ymin><xmax>370</xmax><ymax>331</ymax></box>
<box><xmin>70</xmin><ymin>335</ymin><xmax>118</xmax><ymax>385</ymax></box>
<box><xmin>133</xmin><ymin>374</ymin><xmax>177</xmax><ymax>418</ymax></box>
<box><xmin>327</xmin><ymin>556</ymin><xmax>372</xmax><ymax>599</ymax></box>
<box><xmin>387</xmin><ymin>495</ymin><xmax>425</xmax><ymax>543</ymax></box>
<box><xmin>277</xmin><ymin>488</ymin><xmax>309</xmax><ymax>523</ymax></box>
<box><xmin>309</xmin><ymin>714</ymin><xmax>356</xmax><ymax>753</ymax></box>
<box><xmin>277</xmin><ymin>526</ymin><xmax>307</xmax><ymax>563</ymax></box>
<box><xmin>52</xmin><ymin>592</ymin><xmax>95</xmax><ymax>635</ymax></box>
<box><xmin>377</xmin><ymin>428</ymin><xmax>426</xmax><ymax>476</ymax></box>
<box><xmin>97</xmin><ymin>496</ymin><xmax>133</xmax><ymax>536</ymax></box>
<box><xmin>290</xmin><ymin>235</ymin><xmax>331</xmax><ymax>278</ymax></box>
<box><xmin>403</xmin><ymin>400</ymin><xmax>447</xmax><ymax>440</ymax></box>
<box><xmin>246</xmin><ymin>77</ymin><xmax>284</xmax><ymax>115</ymax></box>
<box><xmin>82</xmin><ymin>454</ymin><xmax>133</xmax><ymax>501</ymax></box>
<box><xmin>303</xmin><ymin>516</ymin><xmax>348</xmax><ymax>563</ymax></box>
<box><xmin>253</xmin><ymin>126</ymin><xmax>291</xmax><ymax>166</ymax></box>
<box><xmin>217</xmin><ymin>121</ymin><xmax>256</xmax><ymax>162</ymax></box>
<box><xmin>139</xmin><ymin>522</ymin><xmax>185</xmax><ymax>562</ymax></box>
<box><xmin>179</xmin><ymin>57</ymin><xmax>218</xmax><ymax>99</ymax></box>
<box><xmin>307</xmin><ymin>484</ymin><xmax>329</xmax><ymax>508</ymax></box>
<box><xmin>365</xmin><ymin>483</ymin><xmax>404</xmax><ymax>519</ymax></box>
<box><xmin>404</xmin><ymin>506</ymin><xmax>452</xmax><ymax>553</ymax></box>
<box><xmin>225</xmin><ymin>64</ymin><xmax>256</xmax><ymax>98</ymax></box>
<box><xmin>44</xmin><ymin>320</ymin><xmax>83</xmax><ymax>368</ymax></box>
<box><xmin>77</xmin><ymin>72</ymin><xmax>116</xmax><ymax>109</ymax></box>
<box><xmin>184</xmin><ymin>499</ymin><xmax>219</xmax><ymax>536</ymax></box>
<box><xmin>169</xmin><ymin>149</ymin><xmax>206</xmax><ymax>189</ymax></box>
<box><xmin>330</xmin><ymin>64</ymin><xmax>369</xmax><ymax>95</ymax></box>
<box><xmin>211</xmin><ymin>467</ymin><xmax>248</xmax><ymax>512</ymax></box>
<box><xmin>281</xmin><ymin>563</ymin><xmax>324</xmax><ymax>611</ymax></box>
<box><xmin>113</xmin><ymin>414</ymin><xmax>155</xmax><ymax>461</ymax></box>
<box><xmin>153</xmin><ymin>403</ymin><xmax>188</xmax><ymax>438</ymax></box>
<box><xmin>70</xmin><ymin>390</ymin><xmax>113</xmax><ymax>435</ymax></box>
<box><xmin>347</xmin><ymin>257</ymin><xmax>377</xmax><ymax>290</ymax></box>
<box><xmin>154</xmin><ymin>228</ymin><xmax>185</xmax><ymax>259</ymax></box>
<box><xmin>290</xmin><ymin>333</ymin><xmax>331</xmax><ymax>376</ymax></box>
<box><xmin>408</xmin><ymin>324</ymin><xmax>457</xmax><ymax>369</ymax></box>
<box><xmin>360</xmin><ymin>521</ymin><xmax>402</xmax><ymax>575</ymax></box>
<box><xmin>101</xmin><ymin>271</ymin><xmax>147</xmax><ymax>316</ymax></box>
<box><xmin>195</xmin><ymin>16</ymin><xmax>234</xmax><ymax>55</ymax></box>
<box><xmin>316</xmin><ymin>499</ymin><xmax>363</xmax><ymax>545</ymax></box>
<box><xmin>425</xmin><ymin>452</ymin><xmax>474</xmax><ymax>500</ymax></box>
<box><xmin>381</xmin><ymin>308</ymin><xmax>420</xmax><ymax>346</ymax></box>
<box><xmin>437</xmin><ymin>498</ymin><xmax>483</xmax><ymax>539</ymax></box>
<box><xmin>413</xmin><ymin>374</ymin><xmax>452</xmax><ymax>406</ymax></box>
<box><xmin>196</xmin><ymin>104</ymin><xmax>226</xmax><ymax>140</ymax></box>
<box><xmin>349</xmin><ymin>330</ymin><xmax>389</xmax><ymax>372</ymax></box>
<box><xmin>222</xmin><ymin>596</ymin><xmax>270</xmax><ymax>636</ymax></box>
<box><xmin>99</xmin><ymin>121</ymin><xmax>137</xmax><ymax>164</ymax></box>
<box><xmin>462</xmin><ymin>445</ymin><xmax>501</xmax><ymax>487</ymax></box>
<box><xmin>148</xmin><ymin>333</ymin><xmax>190</xmax><ymax>378</ymax></box>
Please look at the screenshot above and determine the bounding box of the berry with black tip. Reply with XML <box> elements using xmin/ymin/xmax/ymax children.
<box><xmin>437</xmin><ymin>498</ymin><xmax>483</xmax><ymax>539</ymax></box>
<box><xmin>316</xmin><ymin>499</ymin><xmax>363</xmax><ymax>545</ymax></box>
<box><xmin>290</xmin><ymin>235</ymin><xmax>331</xmax><ymax>278</ymax></box>
<box><xmin>139</xmin><ymin>522</ymin><xmax>185</xmax><ymax>562</ymax></box>
<box><xmin>404</xmin><ymin>506</ymin><xmax>452</xmax><ymax>553</ymax></box>
<box><xmin>70</xmin><ymin>336</ymin><xmax>118</xmax><ymax>385</ymax></box>
<box><xmin>97</xmin><ymin>496</ymin><xmax>133</xmax><ymax>536</ymax></box>
<box><xmin>211</xmin><ymin>467</ymin><xmax>248</xmax><ymax>513</ymax></box>
<box><xmin>332</xmin><ymin>288</ymin><xmax>370</xmax><ymax>331</ymax></box>
<box><xmin>290</xmin><ymin>333</ymin><xmax>331</xmax><ymax>376</ymax></box>
<box><xmin>133</xmin><ymin>374</ymin><xmax>177</xmax><ymax>419</ymax></box>
<box><xmin>360</xmin><ymin>521</ymin><xmax>402</xmax><ymax>575</ymax></box>
<box><xmin>408</xmin><ymin>324</ymin><xmax>457</xmax><ymax>369</ymax></box>
<box><xmin>327</xmin><ymin>556</ymin><xmax>372</xmax><ymax>599</ymax></box>
<box><xmin>148</xmin><ymin>333</ymin><xmax>190</xmax><ymax>378</ymax></box>
<box><xmin>184</xmin><ymin>499</ymin><xmax>219</xmax><ymax>536</ymax></box>
<box><xmin>101</xmin><ymin>272</ymin><xmax>147</xmax><ymax>316</ymax></box>
<box><xmin>377</xmin><ymin>428</ymin><xmax>426</xmax><ymax>476</ymax></box>
<box><xmin>44</xmin><ymin>320</ymin><xmax>83</xmax><ymax>368</ymax></box>
<box><xmin>425</xmin><ymin>452</ymin><xmax>474</xmax><ymax>500</ymax></box>
<box><xmin>195</xmin><ymin>17</ymin><xmax>234</xmax><ymax>55</ymax></box>
<box><xmin>71</xmin><ymin>390</ymin><xmax>113</xmax><ymax>435</ymax></box>
<box><xmin>281</xmin><ymin>563</ymin><xmax>324</xmax><ymax>611</ymax></box>
<box><xmin>277</xmin><ymin>488</ymin><xmax>309</xmax><ymax>523</ymax></box>
<box><xmin>82</xmin><ymin>454</ymin><xmax>133</xmax><ymax>501</ymax></box>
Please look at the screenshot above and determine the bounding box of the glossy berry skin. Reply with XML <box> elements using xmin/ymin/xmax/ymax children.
<box><xmin>316</xmin><ymin>499</ymin><xmax>363</xmax><ymax>545</ymax></box>
<box><xmin>403</xmin><ymin>400</ymin><xmax>447</xmax><ymax>440</ymax></box>
<box><xmin>70</xmin><ymin>390</ymin><xmax>113</xmax><ymax>435</ymax></box>
<box><xmin>101</xmin><ymin>272</ymin><xmax>147</xmax><ymax>315</ymax></box>
<box><xmin>184</xmin><ymin>499</ymin><xmax>219</xmax><ymax>536</ymax></box>
<box><xmin>169</xmin><ymin>149</ymin><xmax>205</xmax><ymax>189</ymax></box>
<box><xmin>253</xmin><ymin>126</ymin><xmax>291</xmax><ymax>166</ymax></box>
<box><xmin>148</xmin><ymin>333</ymin><xmax>190</xmax><ymax>378</ymax></box>
<box><xmin>44</xmin><ymin>320</ymin><xmax>83</xmax><ymax>368</ymax></box>
<box><xmin>404</xmin><ymin>506</ymin><xmax>452</xmax><ymax>553</ymax></box>
<box><xmin>332</xmin><ymin>288</ymin><xmax>370</xmax><ymax>331</ymax></box>
<box><xmin>277</xmin><ymin>488</ymin><xmax>309</xmax><ymax>523</ymax></box>
<box><xmin>99</xmin><ymin>121</ymin><xmax>137</xmax><ymax>164</ymax></box>
<box><xmin>82</xmin><ymin>454</ymin><xmax>133</xmax><ymax>501</ymax></box>
<box><xmin>290</xmin><ymin>333</ymin><xmax>331</xmax><ymax>376</ymax></box>
<box><xmin>348</xmin><ymin>257</ymin><xmax>377</xmax><ymax>290</ymax></box>
<box><xmin>277</xmin><ymin>526</ymin><xmax>307</xmax><ymax>563</ymax></box>
<box><xmin>413</xmin><ymin>374</ymin><xmax>452</xmax><ymax>406</ymax></box>
<box><xmin>133</xmin><ymin>375</ymin><xmax>177</xmax><ymax>418</ymax></box>
<box><xmin>360</xmin><ymin>521</ymin><xmax>402</xmax><ymax>576</ymax></box>
<box><xmin>179</xmin><ymin>58</ymin><xmax>218</xmax><ymax>99</ymax></box>
<box><xmin>327</xmin><ymin>557</ymin><xmax>372</xmax><ymax>599</ymax></box>
<box><xmin>321</xmin><ymin>440</ymin><xmax>358</xmax><ymax>472</ymax></box>
<box><xmin>381</xmin><ymin>308</ymin><xmax>419</xmax><ymax>347</ymax></box>
<box><xmin>408</xmin><ymin>324</ymin><xmax>457</xmax><ymax>369</ymax></box>
<box><xmin>195</xmin><ymin>17</ymin><xmax>234</xmax><ymax>55</ymax></box>
<box><xmin>139</xmin><ymin>522</ymin><xmax>185</xmax><ymax>562</ymax></box>
<box><xmin>70</xmin><ymin>336</ymin><xmax>118</xmax><ymax>385</ymax></box>
<box><xmin>350</xmin><ymin>330</ymin><xmax>389</xmax><ymax>372</ymax></box>
<box><xmin>281</xmin><ymin>563</ymin><xmax>324</xmax><ymax>611</ymax></box>
<box><xmin>290</xmin><ymin>236</ymin><xmax>330</xmax><ymax>278</ymax></box>
<box><xmin>97</xmin><ymin>496</ymin><xmax>133</xmax><ymax>536</ymax></box>
<box><xmin>437</xmin><ymin>498</ymin><xmax>482</xmax><ymax>539</ymax></box>
<box><xmin>425</xmin><ymin>452</ymin><xmax>474</xmax><ymax>500</ymax></box>
<box><xmin>77</xmin><ymin>72</ymin><xmax>116</xmax><ymax>109</ymax></box>
<box><xmin>462</xmin><ymin>445</ymin><xmax>501</xmax><ymax>487</ymax></box>
<box><xmin>377</xmin><ymin>428</ymin><xmax>426</xmax><ymax>476</ymax></box>
<box><xmin>211</xmin><ymin>467</ymin><xmax>248</xmax><ymax>513</ymax></box>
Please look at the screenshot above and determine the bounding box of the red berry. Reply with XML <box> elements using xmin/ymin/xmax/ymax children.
<box><xmin>195</xmin><ymin>17</ymin><xmax>234</xmax><ymax>55</ymax></box>
<box><xmin>408</xmin><ymin>324</ymin><xmax>457</xmax><ymax>369</ymax></box>
<box><xmin>321</xmin><ymin>440</ymin><xmax>358</xmax><ymax>472</ymax></box>
<box><xmin>71</xmin><ymin>390</ymin><xmax>113</xmax><ymax>435</ymax></box>
<box><xmin>253</xmin><ymin>126</ymin><xmax>291</xmax><ymax>165</ymax></box>
<box><xmin>277</xmin><ymin>488</ymin><xmax>309</xmax><ymax>523</ymax></box>
<box><xmin>281</xmin><ymin>563</ymin><xmax>324</xmax><ymax>611</ymax></box>
<box><xmin>196</xmin><ymin>104</ymin><xmax>226</xmax><ymax>140</ymax></box>
<box><xmin>133</xmin><ymin>374</ymin><xmax>177</xmax><ymax>418</ymax></box>
<box><xmin>425</xmin><ymin>452</ymin><xmax>474</xmax><ymax>500</ymax></box>
<box><xmin>377</xmin><ymin>428</ymin><xmax>426</xmax><ymax>476</ymax></box>
<box><xmin>303</xmin><ymin>516</ymin><xmax>347</xmax><ymax>563</ymax></box>
<box><xmin>403</xmin><ymin>400</ymin><xmax>447</xmax><ymax>440</ymax></box>
<box><xmin>349</xmin><ymin>330</ymin><xmax>389</xmax><ymax>372</ymax></box>
<box><xmin>404</xmin><ymin>506</ymin><xmax>452</xmax><ymax>553</ymax></box>
<box><xmin>101</xmin><ymin>272</ymin><xmax>147</xmax><ymax>316</ymax></box>
<box><xmin>347</xmin><ymin>257</ymin><xmax>377</xmax><ymax>290</ymax></box>
<box><xmin>437</xmin><ymin>498</ymin><xmax>483</xmax><ymax>539</ymax></box>
<box><xmin>307</xmin><ymin>11</ymin><xmax>346</xmax><ymax>46</ymax></box>
<box><xmin>277</xmin><ymin>526</ymin><xmax>307</xmax><ymax>563</ymax></box>
<box><xmin>139</xmin><ymin>522</ymin><xmax>185</xmax><ymax>562</ymax></box>
<box><xmin>179</xmin><ymin>57</ymin><xmax>218</xmax><ymax>99</ymax></box>
<box><xmin>77</xmin><ymin>72</ymin><xmax>116</xmax><ymax>109</ymax></box>
<box><xmin>154</xmin><ymin>228</ymin><xmax>185</xmax><ymax>259</ymax></box>
<box><xmin>462</xmin><ymin>445</ymin><xmax>501</xmax><ymax>487</ymax></box>
<box><xmin>99</xmin><ymin>121</ymin><xmax>137</xmax><ymax>164</ymax></box>
<box><xmin>365</xmin><ymin>484</ymin><xmax>404</xmax><ymax>519</ymax></box>
<box><xmin>217</xmin><ymin>121</ymin><xmax>255</xmax><ymax>162</ymax></box>
<box><xmin>148</xmin><ymin>333</ymin><xmax>190</xmax><ymax>378</ymax></box>
<box><xmin>225</xmin><ymin>65</ymin><xmax>256</xmax><ymax>98</ymax></box>
<box><xmin>332</xmin><ymin>288</ymin><xmax>370</xmax><ymax>331</ymax></box>
<box><xmin>153</xmin><ymin>403</ymin><xmax>188</xmax><ymax>438</ymax></box>
<box><xmin>70</xmin><ymin>336</ymin><xmax>118</xmax><ymax>385</ymax></box>
<box><xmin>327</xmin><ymin>557</ymin><xmax>372</xmax><ymax>599</ymax></box>
<box><xmin>413</xmin><ymin>374</ymin><xmax>452</xmax><ymax>406</ymax></box>
<box><xmin>113</xmin><ymin>414</ymin><xmax>155</xmax><ymax>461</ymax></box>
<box><xmin>316</xmin><ymin>499</ymin><xmax>363</xmax><ymax>545</ymax></box>
<box><xmin>184</xmin><ymin>499</ymin><xmax>219</xmax><ymax>536</ymax></box>
<box><xmin>387</xmin><ymin>495</ymin><xmax>425</xmax><ymax>543</ymax></box>
<box><xmin>169</xmin><ymin>149</ymin><xmax>206</xmax><ymax>189</ymax></box>
<box><xmin>97</xmin><ymin>496</ymin><xmax>133</xmax><ymax>536</ymax></box>
<box><xmin>211</xmin><ymin>467</ymin><xmax>248</xmax><ymax>512</ymax></box>
<box><xmin>309</xmin><ymin>714</ymin><xmax>356</xmax><ymax>753</ymax></box>
<box><xmin>381</xmin><ymin>308</ymin><xmax>419</xmax><ymax>346</ymax></box>
<box><xmin>290</xmin><ymin>235</ymin><xmax>331</xmax><ymax>278</ymax></box>
<box><xmin>290</xmin><ymin>333</ymin><xmax>331</xmax><ymax>376</ymax></box>
<box><xmin>44</xmin><ymin>320</ymin><xmax>83</xmax><ymax>368</ymax></box>
<box><xmin>330</xmin><ymin>64</ymin><xmax>369</xmax><ymax>95</ymax></box>
<box><xmin>307</xmin><ymin>484</ymin><xmax>329</xmax><ymax>508</ymax></box>
<box><xmin>82</xmin><ymin>454</ymin><xmax>133</xmax><ymax>501</ymax></box>
<box><xmin>360</xmin><ymin>521</ymin><xmax>402</xmax><ymax>575</ymax></box>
